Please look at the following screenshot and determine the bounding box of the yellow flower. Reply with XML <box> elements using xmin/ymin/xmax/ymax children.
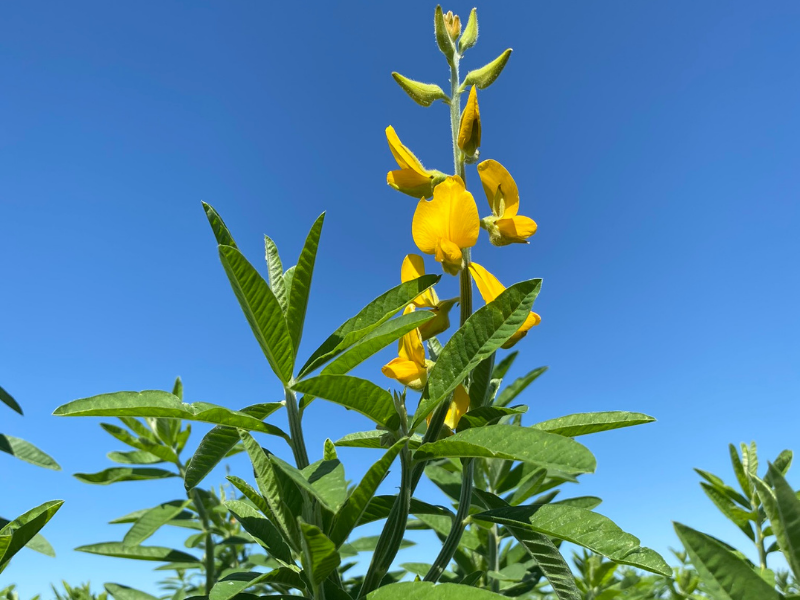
<box><xmin>400</xmin><ymin>254</ymin><xmax>457</xmax><ymax>340</ymax></box>
<box><xmin>426</xmin><ymin>384</ymin><xmax>470</xmax><ymax>431</ymax></box>
<box><xmin>412</xmin><ymin>176</ymin><xmax>480</xmax><ymax>275</ymax></box>
<box><xmin>477</xmin><ymin>159</ymin><xmax>538</xmax><ymax>246</ymax></box>
<box><xmin>381</xmin><ymin>305</ymin><xmax>429</xmax><ymax>391</ymax></box>
<box><xmin>386</xmin><ymin>126</ymin><xmax>446</xmax><ymax>199</ymax></box>
<box><xmin>457</xmin><ymin>86</ymin><xmax>481</xmax><ymax>157</ymax></box>
<box><xmin>468</xmin><ymin>262</ymin><xmax>540</xmax><ymax>348</ymax></box>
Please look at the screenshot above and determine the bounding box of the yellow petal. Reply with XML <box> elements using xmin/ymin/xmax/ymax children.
<box><xmin>417</xmin><ymin>297</ymin><xmax>457</xmax><ymax>341</ymax></box>
<box><xmin>397</xmin><ymin>305</ymin><xmax>426</xmax><ymax>366</ymax></box>
<box><xmin>468</xmin><ymin>262</ymin><xmax>506</xmax><ymax>303</ymax></box>
<box><xmin>382</xmin><ymin>357</ymin><xmax>428</xmax><ymax>390</ymax></box>
<box><xmin>401</xmin><ymin>254</ymin><xmax>438</xmax><ymax>308</ymax></box>
<box><xmin>435</xmin><ymin>238</ymin><xmax>463</xmax><ymax>270</ymax></box>
<box><xmin>387</xmin><ymin>168</ymin><xmax>433</xmax><ymax>194</ymax></box>
<box><xmin>502</xmin><ymin>312</ymin><xmax>541</xmax><ymax>349</ymax></box>
<box><xmin>386</xmin><ymin>126</ymin><xmax>430</xmax><ymax>176</ymax></box>
<box><xmin>495</xmin><ymin>215</ymin><xmax>538</xmax><ymax>244</ymax></box>
<box><xmin>477</xmin><ymin>160</ymin><xmax>519</xmax><ymax>218</ymax></box>
<box><xmin>457</xmin><ymin>86</ymin><xmax>481</xmax><ymax>155</ymax></box>
<box><xmin>444</xmin><ymin>384</ymin><xmax>471</xmax><ymax>430</ymax></box>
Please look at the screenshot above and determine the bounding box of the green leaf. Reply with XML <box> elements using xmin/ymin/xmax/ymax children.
<box><xmin>461</xmin><ymin>49</ymin><xmax>512</xmax><ymax>90</ymax></box>
<box><xmin>413</xmin><ymin>279</ymin><xmax>542</xmax><ymax>427</ymax></box>
<box><xmin>700</xmin><ymin>483</ymin><xmax>754</xmax><ymax>533</ymax></box>
<box><xmin>474</xmin><ymin>504</ymin><xmax>671</xmax><ymax>576</ymax></box>
<box><xmin>299</xmin><ymin>521</ymin><xmax>340</xmax><ymax>586</ymax></box>
<box><xmin>0</xmin><ymin>385</ymin><xmax>22</xmax><ymax>415</ymax></box>
<box><xmin>0</xmin><ymin>500</ymin><xmax>63</xmax><ymax>570</ymax></box>
<box><xmin>23</xmin><ymin>533</ymin><xmax>55</xmax><ymax>557</ymax></box>
<box><xmin>468</xmin><ymin>356</ymin><xmax>496</xmax><ymax>410</ymax></box>
<box><xmin>754</xmin><ymin>465</ymin><xmax>800</xmax><ymax>580</ymax></box>
<box><xmin>219</xmin><ymin>245</ymin><xmax>294</xmax><ymax>382</ymax></box>
<box><xmin>202</xmin><ymin>202</ymin><xmax>237</xmax><ymax>248</ymax></box>
<box><xmin>343</xmin><ymin>535</ymin><xmax>415</xmax><ymax>554</ymax></box>
<box><xmin>239</xmin><ymin>432</ymin><xmax>301</xmax><ymax>552</ymax></box>
<box><xmin>321</xmin><ymin>311</ymin><xmax>434</xmax><ymax>376</ymax></box>
<box><xmin>456</xmin><ymin>406</ymin><xmax>527</xmax><ymax>431</ymax></box>
<box><xmin>302</xmin><ymin>459</ymin><xmax>347</xmax><ymax>513</ymax></box>
<box><xmin>613</xmin><ymin>546</ymin><xmax>673</xmax><ymax>575</ymax></box>
<box><xmin>292</xmin><ymin>375</ymin><xmax>399</xmax><ymax>429</ymax></box>
<box><xmin>494</xmin><ymin>367</ymin><xmax>547</xmax><ymax>408</ymax></box>
<box><xmin>414</xmin><ymin>425</ymin><xmax>595</xmax><ymax>474</ymax></box>
<box><xmin>123</xmin><ymin>501</ymin><xmax>190</xmax><ymax>547</ymax></box>
<box><xmin>286</xmin><ymin>213</ymin><xmax>325</xmax><ymax>359</ymax></box>
<box><xmin>184</xmin><ymin>402</ymin><xmax>284</xmax><ymax>490</ymax></box>
<box><xmin>283</xmin><ymin>265</ymin><xmax>295</xmax><ymax>301</ymax></box>
<box><xmin>504</xmin><ymin>528</ymin><xmax>579</xmax><ymax>600</ymax></box>
<box><xmin>264</xmin><ymin>235</ymin><xmax>288</xmax><ymax>313</ymax></box>
<box><xmin>107</xmin><ymin>450</ymin><xmax>162</xmax><ymax>465</ymax></box>
<box><xmin>74</xmin><ymin>467</ymin><xmax>178</xmax><ymax>485</ymax></box>
<box><xmin>100</xmin><ymin>423</ymin><xmax>178</xmax><ymax>463</ymax></box>
<box><xmin>76</xmin><ymin>542</ymin><xmax>200</xmax><ymax>563</ymax></box>
<box><xmin>674</xmin><ymin>522</ymin><xmax>780</xmax><ymax>600</ymax></box>
<box><xmin>104</xmin><ymin>583</ymin><xmax>160</xmax><ymax>600</ymax></box>
<box><xmin>729</xmin><ymin>444</ymin><xmax>754</xmax><ymax>499</ymax></box>
<box><xmin>225</xmin><ymin>476</ymin><xmax>273</xmax><ymax>517</ymax></box>
<box><xmin>492</xmin><ymin>352</ymin><xmax>518</xmax><ymax>380</ymax></box>
<box><xmin>0</xmin><ymin>434</ymin><xmax>60</xmax><ymax>469</ymax></box>
<box><xmin>270</xmin><ymin>455</ymin><xmax>337</xmax><ymax>512</ymax></box>
<box><xmin>365</xmin><ymin>581</ymin><xmax>508</xmax><ymax>599</ymax></box>
<box><xmin>531</xmin><ymin>411</ymin><xmax>656</xmax><ymax>437</ymax></box>
<box><xmin>357</xmin><ymin>496</ymin><xmax>454</xmax><ymax>527</ymax></box>
<box><xmin>54</xmin><ymin>390</ymin><xmax>287</xmax><ymax>435</ymax></box>
<box><xmin>329</xmin><ymin>439</ymin><xmax>406</xmax><ymax>547</ymax></box>
<box><xmin>224</xmin><ymin>500</ymin><xmax>293</xmax><ymax>564</ymax></box>
<box><xmin>209</xmin><ymin>568</ymin><xmax>305</xmax><ymax>600</ymax></box>
<box><xmin>298</xmin><ymin>275</ymin><xmax>440</xmax><ymax>378</ymax></box>
<box><xmin>334</xmin><ymin>431</ymin><xmax>422</xmax><ymax>450</ymax></box>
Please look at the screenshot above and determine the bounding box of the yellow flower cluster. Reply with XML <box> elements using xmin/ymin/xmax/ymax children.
<box><xmin>381</xmin><ymin>46</ymin><xmax>540</xmax><ymax>431</ymax></box>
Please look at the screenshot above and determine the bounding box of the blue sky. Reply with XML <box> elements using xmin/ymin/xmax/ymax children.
<box><xmin>2</xmin><ymin>1</ymin><xmax>800</xmax><ymax>597</ymax></box>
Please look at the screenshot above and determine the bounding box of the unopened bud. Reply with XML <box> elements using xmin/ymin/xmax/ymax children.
<box><xmin>443</xmin><ymin>11</ymin><xmax>461</xmax><ymax>41</ymax></box>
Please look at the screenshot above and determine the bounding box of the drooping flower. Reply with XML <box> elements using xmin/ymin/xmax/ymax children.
<box><xmin>477</xmin><ymin>159</ymin><xmax>537</xmax><ymax>246</ymax></box>
<box><xmin>401</xmin><ymin>254</ymin><xmax>457</xmax><ymax>340</ymax></box>
<box><xmin>381</xmin><ymin>305</ymin><xmax>430</xmax><ymax>391</ymax></box>
<box><xmin>468</xmin><ymin>262</ymin><xmax>540</xmax><ymax>348</ymax></box>
<box><xmin>457</xmin><ymin>86</ymin><xmax>481</xmax><ymax>157</ymax></box>
<box><xmin>412</xmin><ymin>176</ymin><xmax>480</xmax><ymax>275</ymax></box>
<box><xmin>386</xmin><ymin>126</ymin><xmax>447</xmax><ymax>199</ymax></box>
<box><xmin>426</xmin><ymin>384</ymin><xmax>470</xmax><ymax>431</ymax></box>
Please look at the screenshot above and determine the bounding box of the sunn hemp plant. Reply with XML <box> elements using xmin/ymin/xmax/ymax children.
<box><xmin>51</xmin><ymin>6</ymin><xmax>670</xmax><ymax>600</ymax></box>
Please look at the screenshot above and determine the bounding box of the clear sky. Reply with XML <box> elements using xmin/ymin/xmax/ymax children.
<box><xmin>2</xmin><ymin>1</ymin><xmax>800</xmax><ymax>597</ymax></box>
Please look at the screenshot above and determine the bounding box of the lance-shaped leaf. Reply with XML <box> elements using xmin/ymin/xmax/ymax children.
<box><xmin>292</xmin><ymin>375</ymin><xmax>400</xmax><ymax>429</ymax></box>
<box><xmin>123</xmin><ymin>501</ymin><xmax>190</xmax><ymax>547</ymax></box>
<box><xmin>461</xmin><ymin>49</ymin><xmax>512</xmax><ymax>91</ymax></box>
<box><xmin>224</xmin><ymin>500</ymin><xmax>293</xmax><ymax>564</ymax></box>
<box><xmin>104</xmin><ymin>584</ymin><xmax>160</xmax><ymax>600</ymax></box>
<box><xmin>505</xmin><ymin>527</ymin><xmax>579</xmax><ymax>600</ymax></box>
<box><xmin>107</xmin><ymin>450</ymin><xmax>162</xmax><ymax>465</ymax></box>
<box><xmin>468</xmin><ymin>356</ymin><xmax>495</xmax><ymax>410</ymax></box>
<box><xmin>302</xmin><ymin>458</ymin><xmax>347</xmax><ymax>513</ymax></box>
<box><xmin>494</xmin><ymin>366</ymin><xmax>547</xmax><ymax>408</ymax></box>
<box><xmin>321</xmin><ymin>310</ymin><xmax>434</xmax><ymax>376</ymax></box>
<box><xmin>74</xmin><ymin>467</ymin><xmax>178</xmax><ymax>485</ymax></box>
<box><xmin>226</xmin><ymin>476</ymin><xmax>273</xmax><ymax>518</ymax></box>
<box><xmin>674</xmin><ymin>522</ymin><xmax>780</xmax><ymax>600</ymax></box>
<box><xmin>357</xmin><ymin>496</ymin><xmax>454</xmax><ymax>527</ymax></box>
<box><xmin>264</xmin><ymin>235</ymin><xmax>288</xmax><ymax>313</ymax></box>
<box><xmin>0</xmin><ymin>500</ymin><xmax>63</xmax><ymax>571</ymax></box>
<box><xmin>474</xmin><ymin>504</ymin><xmax>670</xmax><ymax>576</ymax></box>
<box><xmin>269</xmin><ymin>455</ymin><xmax>338</xmax><ymax>512</ymax></box>
<box><xmin>334</xmin><ymin>431</ymin><xmax>423</xmax><ymax>450</ymax></box>
<box><xmin>329</xmin><ymin>439</ymin><xmax>406</xmax><ymax>547</ymax></box>
<box><xmin>300</xmin><ymin>521</ymin><xmax>341</xmax><ymax>586</ymax></box>
<box><xmin>414</xmin><ymin>425</ymin><xmax>595</xmax><ymax>474</ymax></box>
<box><xmin>298</xmin><ymin>275</ymin><xmax>440</xmax><ymax>378</ymax></box>
<box><xmin>54</xmin><ymin>390</ymin><xmax>287</xmax><ymax>435</ymax></box>
<box><xmin>100</xmin><ymin>423</ymin><xmax>178</xmax><ymax>463</ymax></box>
<box><xmin>76</xmin><ymin>542</ymin><xmax>200</xmax><ymax>563</ymax></box>
<box><xmin>286</xmin><ymin>213</ymin><xmax>325</xmax><ymax>359</ymax></box>
<box><xmin>0</xmin><ymin>434</ymin><xmax>60</xmax><ymax>470</ymax></box>
<box><xmin>492</xmin><ymin>351</ymin><xmax>518</xmax><ymax>380</ymax></box>
<box><xmin>391</xmin><ymin>73</ymin><xmax>449</xmax><ymax>107</ymax></box>
<box><xmin>413</xmin><ymin>279</ymin><xmax>542</xmax><ymax>427</ymax></box>
<box><xmin>202</xmin><ymin>202</ymin><xmax>237</xmax><ymax>248</ymax></box>
<box><xmin>366</xmin><ymin>581</ymin><xmax>509</xmax><ymax>599</ymax></box>
<box><xmin>0</xmin><ymin>385</ymin><xmax>22</xmax><ymax>415</ymax></box>
<box><xmin>754</xmin><ymin>465</ymin><xmax>800</xmax><ymax>580</ymax></box>
<box><xmin>532</xmin><ymin>412</ymin><xmax>655</xmax><ymax>437</ymax></box>
<box><xmin>218</xmin><ymin>245</ymin><xmax>294</xmax><ymax>382</ymax></box>
<box><xmin>184</xmin><ymin>402</ymin><xmax>284</xmax><ymax>490</ymax></box>
<box><xmin>239</xmin><ymin>432</ymin><xmax>301</xmax><ymax>552</ymax></box>
<box><xmin>209</xmin><ymin>568</ymin><xmax>305</xmax><ymax>600</ymax></box>
<box><xmin>456</xmin><ymin>406</ymin><xmax>527</xmax><ymax>431</ymax></box>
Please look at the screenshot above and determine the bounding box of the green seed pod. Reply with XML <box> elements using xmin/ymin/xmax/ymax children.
<box><xmin>459</xmin><ymin>8</ymin><xmax>478</xmax><ymax>53</ymax></box>
<box><xmin>434</xmin><ymin>5</ymin><xmax>455</xmax><ymax>60</ymax></box>
<box><xmin>392</xmin><ymin>72</ymin><xmax>450</xmax><ymax>107</ymax></box>
<box><xmin>462</xmin><ymin>48</ymin><xmax>512</xmax><ymax>90</ymax></box>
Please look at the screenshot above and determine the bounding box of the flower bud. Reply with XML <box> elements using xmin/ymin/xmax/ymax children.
<box><xmin>458</xmin><ymin>8</ymin><xmax>478</xmax><ymax>53</ymax></box>
<box><xmin>434</xmin><ymin>6</ymin><xmax>455</xmax><ymax>60</ymax></box>
<box><xmin>443</xmin><ymin>11</ymin><xmax>461</xmax><ymax>41</ymax></box>
<box><xmin>462</xmin><ymin>49</ymin><xmax>512</xmax><ymax>90</ymax></box>
<box><xmin>392</xmin><ymin>72</ymin><xmax>450</xmax><ymax>108</ymax></box>
<box><xmin>457</xmin><ymin>85</ymin><xmax>481</xmax><ymax>157</ymax></box>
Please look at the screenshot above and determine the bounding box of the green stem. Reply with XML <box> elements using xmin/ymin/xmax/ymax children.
<box><xmin>177</xmin><ymin>461</ymin><xmax>216</xmax><ymax>593</ymax></box>
<box><xmin>487</xmin><ymin>524</ymin><xmax>500</xmax><ymax>592</ymax></box>
<box><xmin>285</xmin><ymin>386</ymin><xmax>309</xmax><ymax>470</ymax></box>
